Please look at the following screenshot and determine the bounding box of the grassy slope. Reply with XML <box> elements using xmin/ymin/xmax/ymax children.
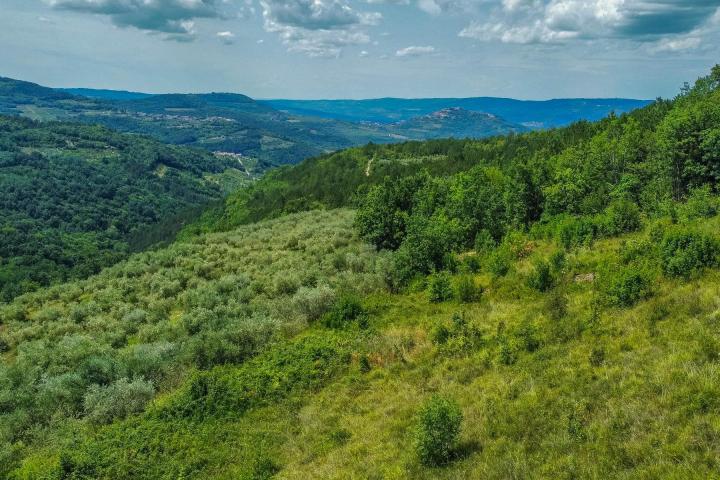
<box><xmin>9</xmin><ymin>211</ymin><xmax>720</xmax><ymax>479</ymax></box>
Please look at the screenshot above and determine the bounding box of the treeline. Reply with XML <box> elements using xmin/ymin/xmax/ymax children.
<box><xmin>183</xmin><ymin>113</ymin><xmax>604</xmax><ymax>236</ymax></box>
<box><xmin>347</xmin><ymin>66</ymin><xmax>719</xmax><ymax>280</ymax></box>
<box><xmin>0</xmin><ymin>115</ymin><xmax>243</xmax><ymax>301</ymax></box>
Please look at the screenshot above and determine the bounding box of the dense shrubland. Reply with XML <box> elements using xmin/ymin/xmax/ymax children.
<box><xmin>0</xmin><ymin>209</ymin><xmax>391</xmax><ymax>477</ymax></box>
<box><xmin>0</xmin><ymin>115</ymin><xmax>246</xmax><ymax>301</ymax></box>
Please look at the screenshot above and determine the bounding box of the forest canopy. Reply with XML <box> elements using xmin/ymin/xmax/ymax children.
<box><xmin>0</xmin><ymin>115</ymin><xmax>244</xmax><ymax>301</ymax></box>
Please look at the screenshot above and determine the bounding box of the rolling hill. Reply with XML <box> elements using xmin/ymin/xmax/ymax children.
<box><xmin>389</xmin><ymin>107</ymin><xmax>526</xmax><ymax>139</ymax></box>
<box><xmin>265</xmin><ymin>96</ymin><xmax>652</xmax><ymax>129</ymax></box>
<box><xmin>0</xmin><ymin>77</ymin><xmax>529</xmax><ymax>169</ymax></box>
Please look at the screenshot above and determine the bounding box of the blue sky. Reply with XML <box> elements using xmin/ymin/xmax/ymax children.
<box><xmin>1</xmin><ymin>0</ymin><xmax>719</xmax><ymax>99</ymax></box>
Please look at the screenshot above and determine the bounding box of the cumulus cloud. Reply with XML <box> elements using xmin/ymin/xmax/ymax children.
<box><xmin>260</xmin><ymin>0</ymin><xmax>381</xmax><ymax>57</ymax></box>
<box><xmin>45</xmin><ymin>0</ymin><xmax>242</xmax><ymax>41</ymax></box>
<box><xmin>417</xmin><ymin>0</ymin><xmax>482</xmax><ymax>15</ymax></box>
<box><xmin>459</xmin><ymin>0</ymin><xmax>720</xmax><ymax>50</ymax></box>
<box><xmin>396</xmin><ymin>45</ymin><xmax>436</xmax><ymax>56</ymax></box>
<box><xmin>217</xmin><ymin>30</ymin><xmax>235</xmax><ymax>44</ymax></box>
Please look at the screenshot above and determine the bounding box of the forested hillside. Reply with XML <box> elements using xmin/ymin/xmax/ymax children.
<box><xmin>0</xmin><ymin>115</ymin><xmax>245</xmax><ymax>301</ymax></box>
<box><xmin>2</xmin><ymin>67</ymin><xmax>720</xmax><ymax>479</ymax></box>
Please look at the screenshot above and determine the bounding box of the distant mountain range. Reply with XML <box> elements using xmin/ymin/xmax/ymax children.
<box><xmin>0</xmin><ymin>77</ymin><xmax>650</xmax><ymax>170</ymax></box>
<box><xmin>264</xmin><ymin>96</ymin><xmax>652</xmax><ymax>129</ymax></box>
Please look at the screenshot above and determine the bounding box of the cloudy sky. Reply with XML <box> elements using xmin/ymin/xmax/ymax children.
<box><xmin>1</xmin><ymin>0</ymin><xmax>719</xmax><ymax>99</ymax></box>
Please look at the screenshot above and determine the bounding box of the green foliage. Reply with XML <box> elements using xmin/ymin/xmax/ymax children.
<box><xmin>681</xmin><ymin>186</ymin><xmax>718</xmax><ymax>219</ymax></box>
<box><xmin>413</xmin><ymin>396</ymin><xmax>463</xmax><ymax>467</ymax></box>
<box><xmin>83</xmin><ymin>378</ymin><xmax>155</xmax><ymax>424</ymax></box>
<box><xmin>322</xmin><ymin>295</ymin><xmax>366</xmax><ymax>329</ymax></box>
<box><xmin>456</xmin><ymin>275</ymin><xmax>482</xmax><ymax>303</ymax></box>
<box><xmin>162</xmin><ymin>333</ymin><xmax>350</xmax><ymax>419</ymax></box>
<box><xmin>6</xmin><ymin>66</ymin><xmax>720</xmax><ymax>480</ymax></box>
<box><xmin>527</xmin><ymin>259</ymin><xmax>554</xmax><ymax>292</ymax></box>
<box><xmin>428</xmin><ymin>272</ymin><xmax>453</xmax><ymax>303</ymax></box>
<box><xmin>660</xmin><ymin>227</ymin><xmax>719</xmax><ymax>278</ymax></box>
<box><xmin>601</xmin><ymin>265</ymin><xmax>653</xmax><ymax>307</ymax></box>
<box><xmin>486</xmin><ymin>247</ymin><xmax>513</xmax><ymax>278</ymax></box>
<box><xmin>598</xmin><ymin>199</ymin><xmax>642</xmax><ymax>236</ymax></box>
<box><xmin>0</xmin><ymin>210</ymin><xmax>387</xmax><ymax>477</ymax></box>
<box><xmin>0</xmin><ymin>115</ymin><xmax>239</xmax><ymax>300</ymax></box>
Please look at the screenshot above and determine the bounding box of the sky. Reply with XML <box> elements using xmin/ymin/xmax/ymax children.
<box><xmin>1</xmin><ymin>0</ymin><xmax>719</xmax><ymax>100</ymax></box>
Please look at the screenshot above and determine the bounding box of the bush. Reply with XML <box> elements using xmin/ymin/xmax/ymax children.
<box><xmin>414</xmin><ymin>396</ymin><xmax>463</xmax><ymax>466</ymax></box>
<box><xmin>83</xmin><ymin>378</ymin><xmax>155</xmax><ymax>424</ymax></box>
<box><xmin>681</xmin><ymin>186</ymin><xmax>718</xmax><ymax>219</ymax></box>
<box><xmin>549</xmin><ymin>250</ymin><xmax>566</xmax><ymax>274</ymax></box>
<box><xmin>602</xmin><ymin>265</ymin><xmax>653</xmax><ymax>307</ymax></box>
<box><xmin>599</xmin><ymin>199</ymin><xmax>642</xmax><ymax>236</ymax></box>
<box><xmin>463</xmin><ymin>255</ymin><xmax>481</xmax><ymax>273</ymax></box>
<box><xmin>292</xmin><ymin>285</ymin><xmax>336</xmax><ymax>321</ymax></box>
<box><xmin>527</xmin><ymin>259</ymin><xmax>553</xmax><ymax>292</ymax></box>
<box><xmin>515</xmin><ymin>319</ymin><xmax>540</xmax><ymax>352</ymax></box>
<box><xmin>554</xmin><ymin>215</ymin><xmax>596</xmax><ymax>249</ymax></box>
<box><xmin>322</xmin><ymin>295</ymin><xmax>366</xmax><ymax>329</ymax></box>
<box><xmin>473</xmin><ymin>229</ymin><xmax>496</xmax><ymax>254</ymax></box>
<box><xmin>428</xmin><ymin>272</ymin><xmax>453</xmax><ymax>303</ymax></box>
<box><xmin>660</xmin><ymin>228</ymin><xmax>719</xmax><ymax>278</ymax></box>
<box><xmin>455</xmin><ymin>275</ymin><xmax>482</xmax><ymax>303</ymax></box>
<box><xmin>486</xmin><ymin>248</ymin><xmax>512</xmax><ymax>278</ymax></box>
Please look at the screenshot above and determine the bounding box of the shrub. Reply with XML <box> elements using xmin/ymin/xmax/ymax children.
<box><xmin>463</xmin><ymin>255</ymin><xmax>481</xmax><ymax>274</ymax></box>
<box><xmin>599</xmin><ymin>199</ymin><xmax>642</xmax><ymax>236</ymax></box>
<box><xmin>431</xmin><ymin>324</ymin><xmax>451</xmax><ymax>345</ymax></box>
<box><xmin>589</xmin><ymin>346</ymin><xmax>606</xmax><ymax>367</ymax></box>
<box><xmin>660</xmin><ymin>228</ymin><xmax>719</xmax><ymax>278</ymax></box>
<box><xmin>545</xmin><ymin>290</ymin><xmax>568</xmax><ymax>321</ymax></box>
<box><xmin>428</xmin><ymin>272</ymin><xmax>453</xmax><ymax>303</ymax></box>
<box><xmin>602</xmin><ymin>265</ymin><xmax>653</xmax><ymax>307</ymax></box>
<box><xmin>555</xmin><ymin>215</ymin><xmax>596</xmax><ymax>249</ymax></box>
<box><xmin>473</xmin><ymin>229</ymin><xmax>496</xmax><ymax>254</ymax></box>
<box><xmin>83</xmin><ymin>378</ymin><xmax>155</xmax><ymax>424</ymax></box>
<box><xmin>456</xmin><ymin>275</ymin><xmax>482</xmax><ymax>303</ymax></box>
<box><xmin>414</xmin><ymin>396</ymin><xmax>463</xmax><ymax>466</ymax></box>
<box><xmin>549</xmin><ymin>250</ymin><xmax>566</xmax><ymax>274</ymax></box>
<box><xmin>681</xmin><ymin>186</ymin><xmax>718</xmax><ymax>219</ymax></box>
<box><xmin>486</xmin><ymin>248</ymin><xmax>512</xmax><ymax>278</ymax></box>
<box><xmin>291</xmin><ymin>285</ymin><xmax>336</xmax><ymax>322</ymax></box>
<box><xmin>359</xmin><ymin>355</ymin><xmax>371</xmax><ymax>373</ymax></box>
<box><xmin>322</xmin><ymin>295</ymin><xmax>366</xmax><ymax>329</ymax></box>
<box><xmin>497</xmin><ymin>337</ymin><xmax>517</xmax><ymax>365</ymax></box>
<box><xmin>527</xmin><ymin>259</ymin><xmax>553</xmax><ymax>292</ymax></box>
<box><xmin>515</xmin><ymin>319</ymin><xmax>540</xmax><ymax>352</ymax></box>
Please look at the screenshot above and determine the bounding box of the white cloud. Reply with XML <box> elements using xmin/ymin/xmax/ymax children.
<box><xmin>458</xmin><ymin>0</ymin><xmax>720</xmax><ymax>48</ymax></box>
<box><xmin>217</xmin><ymin>31</ymin><xmax>235</xmax><ymax>45</ymax></box>
<box><xmin>45</xmin><ymin>0</ymin><xmax>248</xmax><ymax>41</ymax></box>
<box><xmin>260</xmin><ymin>0</ymin><xmax>381</xmax><ymax>57</ymax></box>
<box><xmin>396</xmin><ymin>45</ymin><xmax>436</xmax><ymax>56</ymax></box>
<box><xmin>652</xmin><ymin>36</ymin><xmax>702</xmax><ymax>52</ymax></box>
